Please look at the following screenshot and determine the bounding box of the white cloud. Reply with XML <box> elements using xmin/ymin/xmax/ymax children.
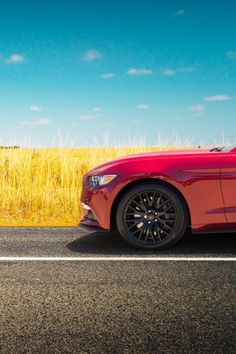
<box><xmin>204</xmin><ymin>95</ymin><xmax>231</xmax><ymax>101</ymax></box>
<box><xmin>100</xmin><ymin>73</ymin><xmax>115</xmax><ymax>79</ymax></box>
<box><xmin>135</xmin><ymin>104</ymin><xmax>150</xmax><ymax>110</ymax></box>
<box><xmin>6</xmin><ymin>54</ymin><xmax>24</xmax><ymax>63</ymax></box>
<box><xmin>79</xmin><ymin>115</ymin><xmax>97</xmax><ymax>120</ymax></box>
<box><xmin>163</xmin><ymin>108</ymin><xmax>179</xmax><ymax>112</ymax></box>
<box><xmin>127</xmin><ymin>68</ymin><xmax>153</xmax><ymax>76</ymax></box>
<box><xmin>30</xmin><ymin>104</ymin><xmax>42</xmax><ymax>111</ymax></box>
<box><xmin>226</xmin><ymin>51</ymin><xmax>236</xmax><ymax>60</ymax></box>
<box><xmin>162</xmin><ymin>68</ymin><xmax>176</xmax><ymax>76</ymax></box>
<box><xmin>90</xmin><ymin>107</ymin><xmax>101</xmax><ymax>113</ymax></box>
<box><xmin>193</xmin><ymin>112</ymin><xmax>203</xmax><ymax>117</ymax></box>
<box><xmin>175</xmin><ymin>9</ymin><xmax>185</xmax><ymax>16</ymax></box>
<box><xmin>132</xmin><ymin>119</ymin><xmax>142</xmax><ymax>123</ymax></box>
<box><xmin>162</xmin><ymin>67</ymin><xmax>195</xmax><ymax>76</ymax></box>
<box><xmin>19</xmin><ymin>119</ymin><xmax>51</xmax><ymax>126</ymax></box>
<box><xmin>83</xmin><ymin>49</ymin><xmax>102</xmax><ymax>62</ymax></box>
<box><xmin>189</xmin><ymin>105</ymin><xmax>206</xmax><ymax>112</ymax></box>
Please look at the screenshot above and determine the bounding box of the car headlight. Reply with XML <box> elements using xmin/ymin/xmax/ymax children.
<box><xmin>88</xmin><ymin>174</ymin><xmax>117</xmax><ymax>187</ymax></box>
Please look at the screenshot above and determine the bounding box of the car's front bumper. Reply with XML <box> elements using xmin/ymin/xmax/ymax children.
<box><xmin>78</xmin><ymin>221</ymin><xmax>109</xmax><ymax>233</ymax></box>
<box><xmin>78</xmin><ymin>202</ymin><xmax>109</xmax><ymax>233</ymax></box>
<box><xmin>80</xmin><ymin>174</ymin><xmax>124</xmax><ymax>230</ymax></box>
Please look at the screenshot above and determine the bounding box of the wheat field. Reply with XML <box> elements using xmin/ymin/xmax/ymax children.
<box><xmin>0</xmin><ymin>147</ymin><xmax>190</xmax><ymax>226</ymax></box>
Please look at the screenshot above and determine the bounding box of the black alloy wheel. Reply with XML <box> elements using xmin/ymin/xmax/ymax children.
<box><xmin>116</xmin><ymin>182</ymin><xmax>188</xmax><ymax>250</ymax></box>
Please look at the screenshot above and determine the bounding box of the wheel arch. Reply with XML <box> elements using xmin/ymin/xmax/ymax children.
<box><xmin>110</xmin><ymin>178</ymin><xmax>191</xmax><ymax>231</ymax></box>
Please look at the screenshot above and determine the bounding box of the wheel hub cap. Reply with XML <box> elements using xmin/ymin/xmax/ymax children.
<box><xmin>147</xmin><ymin>213</ymin><xmax>155</xmax><ymax>221</ymax></box>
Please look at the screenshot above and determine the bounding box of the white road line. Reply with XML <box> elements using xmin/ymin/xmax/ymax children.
<box><xmin>0</xmin><ymin>256</ymin><xmax>235</xmax><ymax>261</ymax></box>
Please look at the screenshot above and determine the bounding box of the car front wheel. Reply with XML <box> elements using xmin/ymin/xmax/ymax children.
<box><xmin>116</xmin><ymin>182</ymin><xmax>188</xmax><ymax>250</ymax></box>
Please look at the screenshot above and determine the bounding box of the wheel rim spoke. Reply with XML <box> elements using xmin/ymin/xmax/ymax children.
<box><xmin>138</xmin><ymin>228</ymin><xmax>144</xmax><ymax>240</ymax></box>
<box><xmin>123</xmin><ymin>189</ymin><xmax>177</xmax><ymax>244</ymax></box>
<box><xmin>131</xmin><ymin>199</ymin><xmax>147</xmax><ymax>212</ymax></box>
<box><xmin>127</xmin><ymin>220</ymin><xmax>141</xmax><ymax>230</ymax></box>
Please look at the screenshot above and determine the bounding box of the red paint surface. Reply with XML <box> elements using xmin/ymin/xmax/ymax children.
<box><xmin>80</xmin><ymin>147</ymin><xmax>236</xmax><ymax>233</ymax></box>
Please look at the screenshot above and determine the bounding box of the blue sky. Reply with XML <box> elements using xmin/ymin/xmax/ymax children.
<box><xmin>0</xmin><ymin>0</ymin><xmax>236</xmax><ymax>147</ymax></box>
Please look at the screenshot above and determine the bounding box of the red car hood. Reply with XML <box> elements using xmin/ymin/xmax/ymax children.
<box><xmin>118</xmin><ymin>149</ymin><xmax>209</xmax><ymax>158</ymax></box>
<box><xmin>87</xmin><ymin>148</ymin><xmax>210</xmax><ymax>175</ymax></box>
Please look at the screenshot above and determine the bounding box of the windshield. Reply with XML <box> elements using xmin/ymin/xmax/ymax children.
<box><xmin>210</xmin><ymin>144</ymin><xmax>235</xmax><ymax>152</ymax></box>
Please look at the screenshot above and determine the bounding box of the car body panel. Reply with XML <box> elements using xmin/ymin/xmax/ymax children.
<box><xmin>80</xmin><ymin>147</ymin><xmax>236</xmax><ymax>233</ymax></box>
<box><xmin>221</xmin><ymin>154</ymin><xmax>236</xmax><ymax>222</ymax></box>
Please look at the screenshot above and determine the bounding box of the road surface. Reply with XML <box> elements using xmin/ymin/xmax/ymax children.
<box><xmin>0</xmin><ymin>227</ymin><xmax>235</xmax><ymax>353</ymax></box>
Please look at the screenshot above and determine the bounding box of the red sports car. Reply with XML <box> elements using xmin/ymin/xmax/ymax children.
<box><xmin>79</xmin><ymin>145</ymin><xmax>236</xmax><ymax>250</ymax></box>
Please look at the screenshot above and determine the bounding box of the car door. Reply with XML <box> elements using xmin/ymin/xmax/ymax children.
<box><xmin>221</xmin><ymin>152</ymin><xmax>236</xmax><ymax>223</ymax></box>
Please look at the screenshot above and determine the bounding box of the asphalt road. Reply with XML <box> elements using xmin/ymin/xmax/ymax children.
<box><xmin>0</xmin><ymin>227</ymin><xmax>235</xmax><ymax>354</ymax></box>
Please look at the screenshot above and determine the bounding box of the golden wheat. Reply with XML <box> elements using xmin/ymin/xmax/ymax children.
<box><xmin>0</xmin><ymin>147</ymin><xmax>190</xmax><ymax>226</ymax></box>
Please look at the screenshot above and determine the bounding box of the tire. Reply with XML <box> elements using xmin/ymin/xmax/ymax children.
<box><xmin>116</xmin><ymin>182</ymin><xmax>188</xmax><ymax>250</ymax></box>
